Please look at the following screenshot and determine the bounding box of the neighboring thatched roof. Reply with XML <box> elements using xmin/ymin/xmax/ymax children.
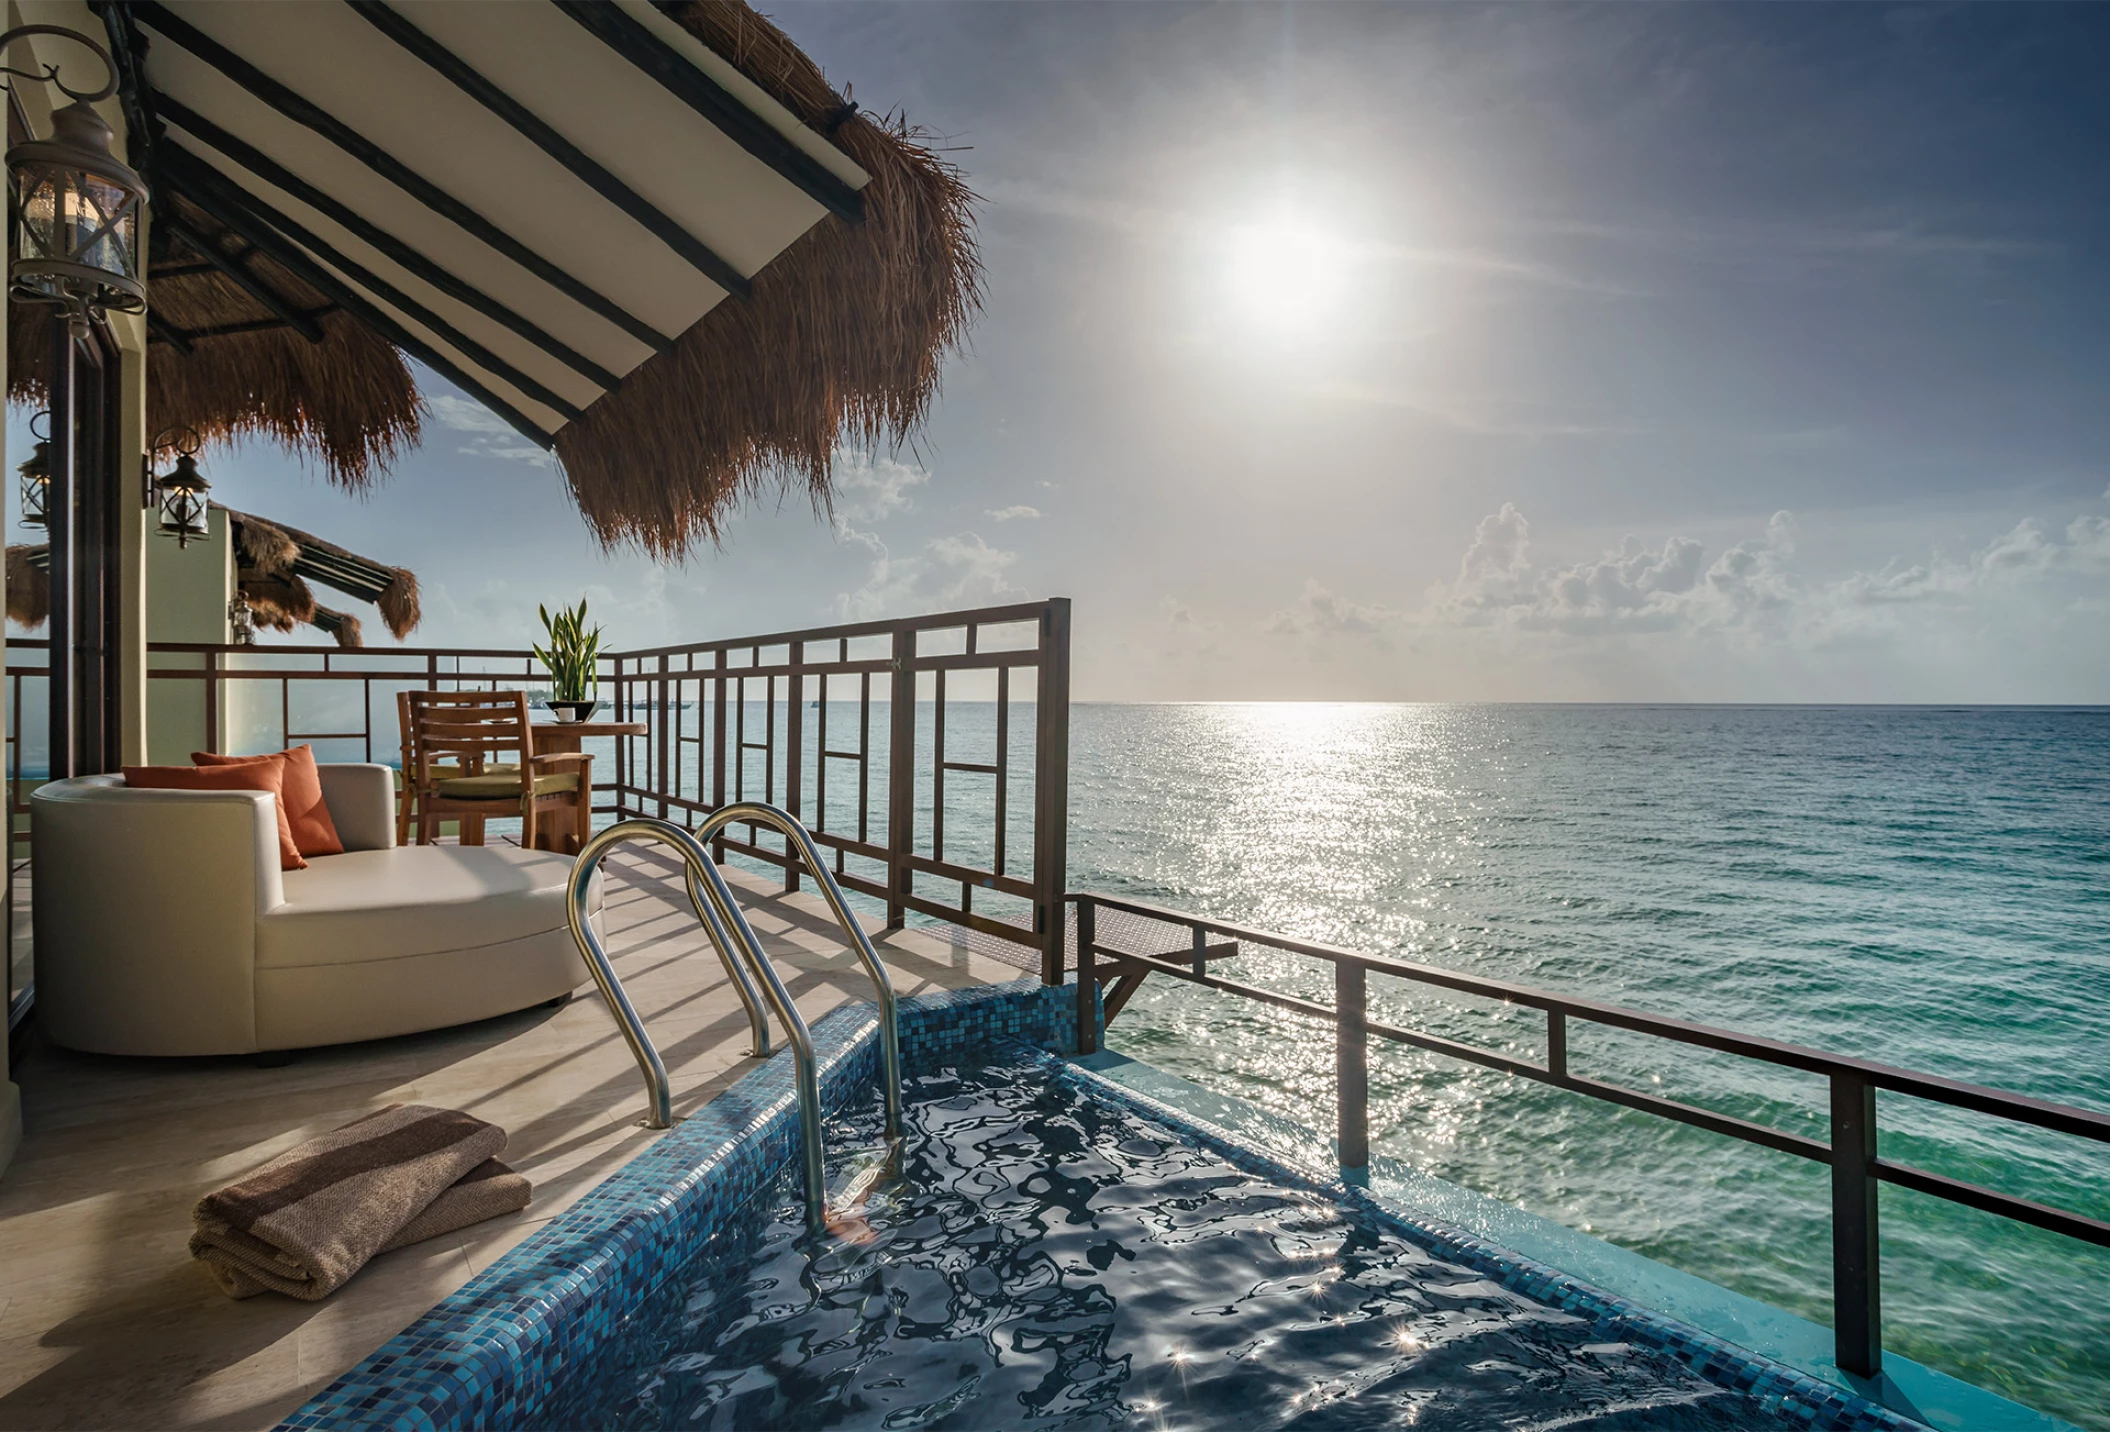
<box><xmin>220</xmin><ymin>504</ymin><xmax>420</xmax><ymax>644</ymax></box>
<box><xmin>6</xmin><ymin>1</ymin><xmax>978</xmax><ymax>560</ymax></box>
<box><xmin>554</xmin><ymin>1</ymin><xmax>983</xmax><ymax>558</ymax></box>
<box><xmin>5</xmin><ymin>506</ymin><xmax>419</xmax><ymax>649</ymax></box>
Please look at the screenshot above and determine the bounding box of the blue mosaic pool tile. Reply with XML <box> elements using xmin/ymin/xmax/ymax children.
<box><xmin>897</xmin><ymin>974</ymin><xmax>1096</xmax><ymax>1071</ymax></box>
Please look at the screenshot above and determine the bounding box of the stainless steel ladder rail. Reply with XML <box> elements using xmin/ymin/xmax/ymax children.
<box><xmin>564</xmin><ymin>806</ymin><xmax>904</xmax><ymax>1230</ymax></box>
<box><xmin>695</xmin><ymin>801</ymin><xmax>904</xmax><ymax>1140</ymax></box>
<box><xmin>565</xmin><ymin>818</ymin><xmax>777</xmax><ymax>1126</ymax></box>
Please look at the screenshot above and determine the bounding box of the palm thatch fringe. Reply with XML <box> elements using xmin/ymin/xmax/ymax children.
<box><xmin>8</xmin><ymin>192</ymin><xmax>422</xmax><ymax>490</ymax></box>
<box><xmin>243</xmin><ymin>573</ymin><xmax>318</xmax><ymax>633</ymax></box>
<box><xmin>551</xmin><ymin>1</ymin><xmax>982</xmax><ymax>558</ymax></box>
<box><xmin>232</xmin><ymin>509</ymin><xmax>300</xmax><ymax>573</ymax></box>
<box><xmin>376</xmin><ymin>570</ymin><xmax>421</xmax><ymax>642</ymax></box>
<box><xmin>307</xmin><ymin>603</ymin><xmax>365</xmax><ymax>650</ymax></box>
<box><xmin>5</xmin><ymin>545</ymin><xmax>49</xmax><ymax>629</ymax></box>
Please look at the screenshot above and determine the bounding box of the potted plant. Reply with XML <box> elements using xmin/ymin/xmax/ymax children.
<box><xmin>534</xmin><ymin>599</ymin><xmax>602</xmax><ymax>722</ymax></box>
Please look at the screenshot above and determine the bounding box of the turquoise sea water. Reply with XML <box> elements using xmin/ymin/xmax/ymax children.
<box><xmin>1063</xmin><ymin>704</ymin><xmax>2109</xmax><ymax>1429</ymax></box>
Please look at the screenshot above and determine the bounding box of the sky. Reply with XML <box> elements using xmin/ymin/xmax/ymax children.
<box><xmin>16</xmin><ymin>2</ymin><xmax>2110</xmax><ymax>702</ymax></box>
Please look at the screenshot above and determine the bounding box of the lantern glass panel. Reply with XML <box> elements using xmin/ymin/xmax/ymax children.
<box><xmin>13</xmin><ymin>170</ymin><xmax>63</xmax><ymax>298</ymax></box>
<box><xmin>19</xmin><ymin>475</ymin><xmax>48</xmax><ymax>529</ymax></box>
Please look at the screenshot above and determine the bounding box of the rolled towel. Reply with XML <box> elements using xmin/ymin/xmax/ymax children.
<box><xmin>189</xmin><ymin>1104</ymin><xmax>525</xmax><ymax>1301</ymax></box>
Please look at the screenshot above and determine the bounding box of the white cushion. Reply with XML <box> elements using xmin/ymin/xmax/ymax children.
<box><xmin>256</xmin><ymin>845</ymin><xmax>599</xmax><ymax>971</ymax></box>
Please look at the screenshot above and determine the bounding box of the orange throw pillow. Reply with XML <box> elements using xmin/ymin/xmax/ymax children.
<box><xmin>192</xmin><ymin>745</ymin><xmax>345</xmax><ymax>858</ymax></box>
<box><xmin>123</xmin><ymin>761</ymin><xmax>307</xmax><ymax>871</ymax></box>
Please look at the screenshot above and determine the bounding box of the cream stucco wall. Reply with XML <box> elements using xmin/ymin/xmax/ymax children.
<box><xmin>143</xmin><ymin>510</ymin><xmax>234</xmax><ymax>762</ymax></box>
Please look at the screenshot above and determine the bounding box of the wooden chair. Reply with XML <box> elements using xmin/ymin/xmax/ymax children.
<box><xmin>394</xmin><ymin>690</ymin><xmax>523</xmax><ymax>845</ymax></box>
<box><xmin>403</xmin><ymin>691</ymin><xmax>591</xmax><ymax>852</ymax></box>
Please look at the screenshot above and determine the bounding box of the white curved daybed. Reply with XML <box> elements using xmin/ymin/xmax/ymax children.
<box><xmin>30</xmin><ymin>765</ymin><xmax>596</xmax><ymax>1056</ymax></box>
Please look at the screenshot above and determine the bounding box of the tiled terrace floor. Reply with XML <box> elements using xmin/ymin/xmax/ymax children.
<box><xmin>0</xmin><ymin>849</ymin><xmax>1024</xmax><ymax>1431</ymax></box>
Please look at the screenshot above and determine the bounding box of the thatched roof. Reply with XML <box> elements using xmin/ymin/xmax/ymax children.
<box><xmin>555</xmin><ymin>3</ymin><xmax>983</xmax><ymax>557</ymax></box>
<box><xmin>6</xmin><ymin>504</ymin><xmax>418</xmax><ymax>649</ymax></box>
<box><xmin>7</xmin><ymin>1</ymin><xmax>979</xmax><ymax>559</ymax></box>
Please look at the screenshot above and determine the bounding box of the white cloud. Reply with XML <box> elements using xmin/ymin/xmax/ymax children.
<box><xmin>985</xmin><ymin>505</ymin><xmax>1042</xmax><ymax>522</ymax></box>
<box><xmin>832</xmin><ymin>451</ymin><xmax>930</xmax><ymax>526</ymax></box>
<box><xmin>1263</xmin><ymin>579</ymin><xmax>1397</xmax><ymax>638</ymax></box>
<box><xmin>1430</xmin><ymin>501</ymin><xmax>2106</xmax><ymax>649</ymax></box>
<box><xmin>835</xmin><ymin>531</ymin><xmax>1023</xmax><ymax>622</ymax></box>
<box><xmin>428</xmin><ymin>394</ymin><xmax>554</xmax><ymax>469</ymax></box>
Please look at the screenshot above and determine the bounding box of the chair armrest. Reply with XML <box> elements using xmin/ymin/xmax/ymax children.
<box><xmin>317</xmin><ymin>763</ymin><xmax>396</xmax><ymax>850</ymax></box>
<box><xmin>528</xmin><ymin>752</ymin><xmax>593</xmax><ymax>769</ymax></box>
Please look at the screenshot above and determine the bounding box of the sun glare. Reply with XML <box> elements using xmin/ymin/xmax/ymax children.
<box><xmin>1225</xmin><ymin>216</ymin><xmax>1350</xmax><ymax>333</ymax></box>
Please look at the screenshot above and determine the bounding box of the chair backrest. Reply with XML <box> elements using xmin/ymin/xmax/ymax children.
<box><xmin>405</xmin><ymin>691</ymin><xmax>533</xmax><ymax>790</ymax></box>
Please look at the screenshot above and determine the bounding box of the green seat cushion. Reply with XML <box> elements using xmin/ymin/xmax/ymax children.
<box><xmin>398</xmin><ymin>763</ymin><xmax>519</xmax><ymax>791</ymax></box>
<box><xmin>434</xmin><ymin>770</ymin><xmax>578</xmax><ymax>800</ymax></box>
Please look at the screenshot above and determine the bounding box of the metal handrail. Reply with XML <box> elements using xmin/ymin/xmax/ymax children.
<box><xmin>564</xmin><ymin>808</ymin><xmax>904</xmax><ymax>1230</ymax></box>
<box><xmin>565</xmin><ymin>818</ymin><xmax>777</xmax><ymax>1125</ymax></box>
<box><xmin>1070</xmin><ymin>888</ymin><xmax>2110</xmax><ymax>1383</ymax></box>
<box><xmin>695</xmin><ymin>801</ymin><xmax>904</xmax><ymax>1139</ymax></box>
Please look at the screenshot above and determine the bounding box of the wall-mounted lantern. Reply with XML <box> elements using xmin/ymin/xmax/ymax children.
<box><xmin>16</xmin><ymin>410</ymin><xmax>51</xmax><ymax>530</ymax></box>
<box><xmin>151</xmin><ymin>428</ymin><xmax>211</xmax><ymax>548</ymax></box>
<box><xmin>2</xmin><ymin>25</ymin><xmax>148</xmax><ymax>337</ymax></box>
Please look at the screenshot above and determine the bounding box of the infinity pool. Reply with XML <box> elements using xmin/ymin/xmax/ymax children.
<box><xmin>529</xmin><ymin>1058</ymin><xmax>1850</xmax><ymax>1430</ymax></box>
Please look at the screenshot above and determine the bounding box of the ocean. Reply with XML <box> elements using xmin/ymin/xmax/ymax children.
<box><xmin>1062</xmin><ymin>703</ymin><xmax>2109</xmax><ymax>1429</ymax></box>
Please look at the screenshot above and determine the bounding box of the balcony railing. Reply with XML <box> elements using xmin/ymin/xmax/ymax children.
<box><xmin>1070</xmin><ymin>889</ymin><xmax>2110</xmax><ymax>1386</ymax></box>
<box><xmin>5</xmin><ymin>598</ymin><xmax>1072</xmax><ymax>980</ymax></box>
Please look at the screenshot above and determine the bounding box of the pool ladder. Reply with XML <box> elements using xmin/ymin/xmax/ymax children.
<box><xmin>563</xmin><ymin>803</ymin><xmax>902</xmax><ymax>1231</ymax></box>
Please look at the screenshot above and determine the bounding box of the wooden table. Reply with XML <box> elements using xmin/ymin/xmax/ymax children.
<box><xmin>528</xmin><ymin>720</ymin><xmax>645</xmax><ymax>852</ymax></box>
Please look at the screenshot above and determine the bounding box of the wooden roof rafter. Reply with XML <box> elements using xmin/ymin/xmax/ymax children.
<box><xmin>159</xmin><ymin>143</ymin><xmax>563</xmax><ymax>448</ymax></box>
<box><xmin>152</xmin><ymin>88</ymin><xmax>619</xmax><ymax>387</ymax></box>
<box><xmin>128</xmin><ymin>0</ymin><xmax>673</xmax><ymax>352</ymax></box>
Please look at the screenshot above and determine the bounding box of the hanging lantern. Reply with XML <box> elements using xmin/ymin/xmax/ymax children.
<box><xmin>16</xmin><ymin>411</ymin><xmax>52</xmax><ymax>531</ymax></box>
<box><xmin>153</xmin><ymin>431</ymin><xmax>211</xmax><ymax>549</ymax></box>
<box><xmin>3</xmin><ymin>26</ymin><xmax>147</xmax><ymax>336</ymax></box>
<box><xmin>227</xmin><ymin>594</ymin><xmax>257</xmax><ymax>646</ymax></box>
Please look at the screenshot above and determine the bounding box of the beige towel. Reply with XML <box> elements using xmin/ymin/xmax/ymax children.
<box><xmin>189</xmin><ymin>1104</ymin><xmax>529</xmax><ymax>1301</ymax></box>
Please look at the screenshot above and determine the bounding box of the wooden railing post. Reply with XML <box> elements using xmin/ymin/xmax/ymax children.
<box><xmin>711</xmin><ymin>649</ymin><xmax>728</xmax><ymax>862</ymax></box>
<box><xmin>1830</xmin><ymin>1072</ymin><xmax>1883</xmax><ymax>1378</ymax></box>
<box><xmin>886</xmin><ymin>627</ymin><xmax>915</xmax><ymax>928</ymax></box>
<box><xmin>202</xmin><ymin>647</ymin><xmax>220</xmax><ymax>755</ymax></box>
<box><xmin>1032</xmin><ymin>598</ymin><xmax>1072</xmax><ymax>985</ymax></box>
<box><xmin>784</xmin><ymin>641</ymin><xmax>803</xmax><ymax>894</ymax></box>
<box><xmin>1336</xmin><ymin>961</ymin><xmax>1369</xmax><ymax>1171</ymax></box>
<box><xmin>1074</xmin><ymin>896</ymin><xmax>1098</xmax><ymax>1055</ymax></box>
<box><xmin>654</xmin><ymin>654</ymin><xmax>670</xmax><ymax>822</ymax></box>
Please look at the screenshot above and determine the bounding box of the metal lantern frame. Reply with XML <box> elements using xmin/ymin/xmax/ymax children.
<box><xmin>2</xmin><ymin>25</ymin><xmax>148</xmax><ymax>336</ymax></box>
<box><xmin>151</xmin><ymin>427</ymin><xmax>211</xmax><ymax>549</ymax></box>
<box><xmin>16</xmin><ymin>409</ymin><xmax>51</xmax><ymax>531</ymax></box>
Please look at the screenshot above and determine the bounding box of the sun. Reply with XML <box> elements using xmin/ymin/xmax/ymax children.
<box><xmin>1225</xmin><ymin>216</ymin><xmax>1350</xmax><ymax>333</ymax></box>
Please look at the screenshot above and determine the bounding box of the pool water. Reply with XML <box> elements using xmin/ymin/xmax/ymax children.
<box><xmin>531</xmin><ymin>1059</ymin><xmax>1861</xmax><ymax>1430</ymax></box>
